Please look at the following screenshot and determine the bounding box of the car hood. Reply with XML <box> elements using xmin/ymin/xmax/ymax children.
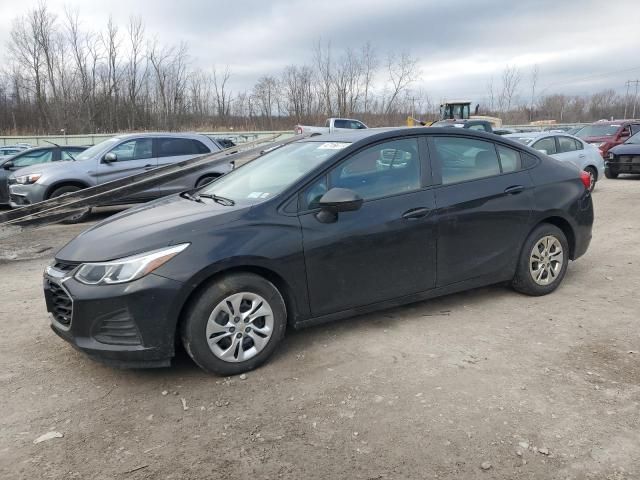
<box><xmin>609</xmin><ymin>143</ymin><xmax>640</xmax><ymax>155</ymax></box>
<box><xmin>9</xmin><ymin>159</ymin><xmax>74</xmax><ymax>177</ymax></box>
<box><xmin>55</xmin><ymin>195</ymin><xmax>248</xmax><ymax>262</ymax></box>
<box><xmin>581</xmin><ymin>135</ymin><xmax>615</xmax><ymax>143</ymax></box>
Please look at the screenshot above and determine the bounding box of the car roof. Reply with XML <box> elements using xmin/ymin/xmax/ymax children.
<box><xmin>111</xmin><ymin>132</ymin><xmax>211</xmax><ymax>140</ymax></box>
<box><xmin>299</xmin><ymin>127</ymin><xmax>530</xmax><ymax>149</ymax></box>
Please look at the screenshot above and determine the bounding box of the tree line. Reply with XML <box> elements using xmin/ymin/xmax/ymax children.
<box><xmin>0</xmin><ymin>3</ymin><xmax>636</xmax><ymax>135</ymax></box>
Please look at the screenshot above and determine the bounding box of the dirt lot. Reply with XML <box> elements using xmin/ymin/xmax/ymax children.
<box><xmin>1</xmin><ymin>178</ymin><xmax>639</xmax><ymax>480</ymax></box>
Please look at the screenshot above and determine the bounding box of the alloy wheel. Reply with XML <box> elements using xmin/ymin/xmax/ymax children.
<box><xmin>205</xmin><ymin>292</ymin><xmax>274</xmax><ymax>362</ymax></box>
<box><xmin>529</xmin><ymin>235</ymin><xmax>564</xmax><ymax>286</ymax></box>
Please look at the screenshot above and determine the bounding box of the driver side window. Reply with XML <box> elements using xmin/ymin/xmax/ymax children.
<box><xmin>299</xmin><ymin>138</ymin><xmax>421</xmax><ymax>210</ymax></box>
<box><xmin>109</xmin><ymin>139</ymin><xmax>152</xmax><ymax>161</ymax></box>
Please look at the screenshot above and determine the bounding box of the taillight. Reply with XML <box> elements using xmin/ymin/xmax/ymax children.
<box><xmin>580</xmin><ymin>171</ymin><xmax>591</xmax><ymax>189</ymax></box>
<box><xmin>295</xmin><ymin>126</ymin><xmax>302</xmax><ymax>135</ymax></box>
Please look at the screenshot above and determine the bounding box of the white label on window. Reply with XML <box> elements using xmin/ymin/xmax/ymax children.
<box><xmin>318</xmin><ymin>142</ymin><xmax>348</xmax><ymax>150</ymax></box>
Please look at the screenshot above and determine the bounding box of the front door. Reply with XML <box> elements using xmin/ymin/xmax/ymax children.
<box><xmin>429</xmin><ymin>135</ymin><xmax>534</xmax><ymax>286</ymax></box>
<box><xmin>96</xmin><ymin>138</ymin><xmax>156</xmax><ymax>201</ymax></box>
<box><xmin>299</xmin><ymin>137</ymin><xmax>437</xmax><ymax>317</ymax></box>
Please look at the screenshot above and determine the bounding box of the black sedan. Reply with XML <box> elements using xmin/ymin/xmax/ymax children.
<box><xmin>44</xmin><ymin>128</ymin><xmax>593</xmax><ymax>375</ymax></box>
<box><xmin>605</xmin><ymin>131</ymin><xmax>640</xmax><ymax>178</ymax></box>
<box><xmin>0</xmin><ymin>145</ymin><xmax>87</xmax><ymax>205</ymax></box>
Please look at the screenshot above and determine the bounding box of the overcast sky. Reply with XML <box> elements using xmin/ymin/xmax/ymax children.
<box><xmin>1</xmin><ymin>0</ymin><xmax>639</xmax><ymax>104</ymax></box>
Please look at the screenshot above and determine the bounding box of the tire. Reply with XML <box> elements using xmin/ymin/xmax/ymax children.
<box><xmin>181</xmin><ymin>273</ymin><xmax>287</xmax><ymax>375</ymax></box>
<box><xmin>604</xmin><ymin>167</ymin><xmax>618</xmax><ymax>179</ymax></box>
<box><xmin>195</xmin><ymin>175</ymin><xmax>220</xmax><ymax>188</ymax></box>
<box><xmin>512</xmin><ymin>224</ymin><xmax>569</xmax><ymax>296</ymax></box>
<box><xmin>584</xmin><ymin>166</ymin><xmax>597</xmax><ymax>192</ymax></box>
<box><xmin>49</xmin><ymin>185</ymin><xmax>92</xmax><ymax>224</ymax></box>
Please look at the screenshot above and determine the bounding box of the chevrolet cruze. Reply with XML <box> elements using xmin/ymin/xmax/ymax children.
<box><xmin>44</xmin><ymin>128</ymin><xmax>593</xmax><ymax>375</ymax></box>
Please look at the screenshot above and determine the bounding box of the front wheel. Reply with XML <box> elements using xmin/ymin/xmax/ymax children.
<box><xmin>181</xmin><ymin>273</ymin><xmax>287</xmax><ymax>375</ymax></box>
<box><xmin>49</xmin><ymin>185</ymin><xmax>92</xmax><ymax>224</ymax></box>
<box><xmin>512</xmin><ymin>224</ymin><xmax>569</xmax><ymax>296</ymax></box>
<box><xmin>604</xmin><ymin>167</ymin><xmax>618</xmax><ymax>179</ymax></box>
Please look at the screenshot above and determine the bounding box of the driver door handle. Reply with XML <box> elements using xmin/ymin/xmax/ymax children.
<box><xmin>504</xmin><ymin>185</ymin><xmax>525</xmax><ymax>195</ymax></box>
<box><xmin>402</xmin><ymin>207</ymin><xmax>431</xmax><ymax>220</ymax></box>
<box><xmin>144</xmin><ymin>164</ymin><xmax>155</xmax><ymax>170</ymax></box>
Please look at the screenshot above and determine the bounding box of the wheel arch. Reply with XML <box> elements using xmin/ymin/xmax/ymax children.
<box><xmin>195</xmin><ymin>172</ymin><xmax>222</xmax><ymax>188</ymax></box>
<box><xmin>45</xmin><ymin>180</ymin><xmax>91</xmax><ymax>199</ymax></box>
<box><xmin>533</xmin><ymin>216</ymin><xmax>576</xmax><ymax>259</ymax></box>
<box><xmin>174</xmin><ymin>264</ymin><xmax>300</xmax><ymax>346</ymax></box>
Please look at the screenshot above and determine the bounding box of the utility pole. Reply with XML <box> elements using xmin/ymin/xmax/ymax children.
<box><xmin>625</xmin><ymin>80</ymin><xmax>640</xmax><ymax>119</ymax></box>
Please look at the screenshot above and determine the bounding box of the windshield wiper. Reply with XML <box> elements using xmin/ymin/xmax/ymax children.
<box><xmin>198</xmin><ymin>193</ymin><xmax>235</xmax><ymax>206</ymax></box>
<box><xmin>181</xmin><ymin>192</ymin><xmax>203</xmax><ymax>203</ymax></box>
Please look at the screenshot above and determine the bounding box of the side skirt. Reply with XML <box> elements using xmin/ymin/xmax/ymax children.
<box><xmin>293</xmin><ymin>273</ymin><xmax>512</xmax><ymax>330</ymax></box>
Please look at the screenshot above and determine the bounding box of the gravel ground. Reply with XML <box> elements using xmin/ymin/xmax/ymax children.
<box><xmin>0</xmin><ymin>178</ymin><xmax>639</xmax><ymax>479</ymax></box>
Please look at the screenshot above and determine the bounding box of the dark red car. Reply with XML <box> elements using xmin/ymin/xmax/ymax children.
<box><xmin>575</xmin><ymin>120</ymin><xmax>640</xmax><ymax>158</ymax></box>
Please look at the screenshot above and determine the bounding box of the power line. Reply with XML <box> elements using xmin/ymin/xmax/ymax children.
<box><xmin>625</xmin><ymin>80</ymin><xmax>640</xmax><ymax>119</ymax></box>
<box><xmin>538</xmin><ymin>65</ymin><xmax>640</xmax><ymax>96</ymax></box>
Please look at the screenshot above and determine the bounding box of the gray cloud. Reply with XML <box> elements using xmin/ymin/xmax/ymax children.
<box><xmin>1</xmin><ymin>0</ymin><xmax>638</xmax><ymax>104</ymax></box>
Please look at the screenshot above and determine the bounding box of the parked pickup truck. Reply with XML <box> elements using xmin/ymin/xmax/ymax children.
<box><xmin>294</xmin><ymin>117</ymin><xmax>368</xmax><ymax>136</ymax></box>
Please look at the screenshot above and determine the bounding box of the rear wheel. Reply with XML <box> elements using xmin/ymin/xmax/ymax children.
<box><xmin>604</xmin><ymin>166</ymin><xmax>618</xmax><ymax>179</ymax></box>
<box><xmin>181</xmin><ymin>273</ymin><xmax>287</xmax><ymax>375</ymax></box>
<box><xmin>584</xmin><ymin>166</ymin><xmax>597</xmax><ymax>192</ymax></box>
<box><xmin>512</xmin><ymin>224</ymin><xmax>569</xmax><ymax>296</ymax></box>
<box><xmin>49</xmin><ymin>185</ymin><xmax>91</xmax><ymax>224</ymax></box>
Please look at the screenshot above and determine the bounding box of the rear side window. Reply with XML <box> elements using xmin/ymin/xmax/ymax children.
<box><xmin>433</xmin><ymin>137</ymin><xmax>501</xmax><ymax>184</ymax></box>
<box><xmin>192</xmin><ymin>140</ymin><xmax>211</xmax><ymax>154</ymax></box>
<box><xmin>557</xmin><ymin>136</ymin><xmax>578</xmax><ymax>153</ymax></box>
<box><xmin>497</xmin><ymin>145</ymin><xmax>522</xmax><ymax>172</ymax></box>
<box><xmin>532</xmin><ymin>137</ymin><xmax>557</xmax><ymax>155</ymax></box>
<box><xmin>156</xmin><ymin>138</ymin><xmax>200</xmax><ymax>157</ymax></box>
<box><xmin>333</xmin><ymin>119</ymin><xmax>348</xmax><ymax>129</ymax></box>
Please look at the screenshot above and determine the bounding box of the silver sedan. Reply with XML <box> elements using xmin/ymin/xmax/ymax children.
<box><xmin>504</xmin><ymin>132</ymin><xmax>604</xmax><ymax>191</ymax></box>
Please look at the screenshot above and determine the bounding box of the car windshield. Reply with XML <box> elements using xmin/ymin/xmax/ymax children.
<box><xmin>575</xmin><ymin>125</ymin><xmax>619</xmax><ymax>138</ymax></box>
<box><xmin>200</xmin><ymin>141</ymin><xmax>350</xmax><ymax>204</ymax></box>
<box><xmin>74</xmin><ymin>138</ymin><xmax>120</xmax><ymax>160</ymax></box>
<box><xmin>625</xmin><ymin>132</ymin><xmax>640</xmax><ymax>144</ymax></box>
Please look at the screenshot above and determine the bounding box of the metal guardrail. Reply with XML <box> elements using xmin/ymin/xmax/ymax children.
<box><xmin>0</xmin><ymin>131</ymin><xmax>294</xmax><ymax>147</ymax></box>
<box><xmin>503</xmin><ymin>123</ymin><xmax>588</xmax><ymax>131</ymax></box>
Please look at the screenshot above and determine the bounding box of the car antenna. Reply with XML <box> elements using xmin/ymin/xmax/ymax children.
<box><xmin>42</xmin><ymin>140</ymin><xmax>76</xmax><ymax>160</ymax></box>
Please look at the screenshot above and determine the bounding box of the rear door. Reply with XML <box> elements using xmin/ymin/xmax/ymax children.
<box><xmin>154</xmin><ymin>137</ymin><xmax>212</xmax><ymax>197</ymax></box>
<box><xmin>554</xmin><ymin>136</ymin><xmax>586</xmax><ymax>169</ymax></box>
<box><xmin>95</xmin><ymin>138</ymin><xmax>156</xmax><ymax>200</ymax></box>
<box><xmin>429</xmin><ymin>135</ymin><xmax>534</xmax><ymax>286</ymax></box>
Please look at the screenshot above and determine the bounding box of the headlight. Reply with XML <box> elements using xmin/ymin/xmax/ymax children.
<box><xmin>14</xmin><ymin>173</ymin><xmax>42</xmax><ymax>184</ymax></box>
<box><xmin>74</xmin><ymin>244</ymin><xmax>189</xmax><ymax>285</ymax></box>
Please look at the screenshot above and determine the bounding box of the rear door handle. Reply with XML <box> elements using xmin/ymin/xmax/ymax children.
<box><xmin>578</xmin><ymin>154</ymin><xmax>586</xmax><ymax>158</ymax></box>
<box><xmin>401</xmin><ymin>207</ymin><xmax>431</xmax><ymax>220</ymax></box>
<box><xmin>504</xmin><ymin>185</ymin><xmax>525</xmax><ymax>195</ymax></box>
<box><xmin>144</xmin><ymin>164</ymin><xmax>155</xmax><ymax>170</ymax></box>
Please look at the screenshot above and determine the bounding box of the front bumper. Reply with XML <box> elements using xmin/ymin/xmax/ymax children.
<box><xmin>44</xmin><ymin>265</ymin><xmax>185</xmax><ymax>368</ymax></box>
<box><xmin>9</xmin><ymin>182</ymin><xmax>48</xmax><ymax>207</ymax></box>
<box><xmin>606</xmin><ymin>156</ymin><xmax>640</xmax><ymax>174</ymax></box>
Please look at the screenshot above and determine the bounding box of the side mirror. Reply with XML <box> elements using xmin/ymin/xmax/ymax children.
<box><xmin>536</xmin><ymin>149</ymin><xmax>548</xmax><ymax>155</ymax></box>
<box><xmin>103</xmin><ymin>152</ymin><xmax>118</xmax><ymax>163</ymax></box>
<box><xmin>3</xmin><ymin>160</ymin><xmax>14</xmax><ymax>170</ymax></box>
<box><xmin>315</xmin><ymin>188</ymin><xmax>363</xmax><ymax>223</ymax></box>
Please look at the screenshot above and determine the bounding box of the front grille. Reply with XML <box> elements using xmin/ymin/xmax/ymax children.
<box><xmin>93</xmin><ymin>309</ymin><xmax>141</xmax><ymax>346</ymax></box>
<box><xmin>47</xmin><ymin>280</ymin><xmax>73</xmax><ymax>326</ymax></box>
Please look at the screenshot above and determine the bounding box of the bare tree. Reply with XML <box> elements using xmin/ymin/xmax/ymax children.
<box><xmin>125</xmin><ymin>16</ymin><xmax>147</xmax><ymax>129</ymax></box>
<box><xmin>212</xmin><ymin>65</ymin><xmax>232</xmax><ymax>119</ymax></box>
<box><xmin>253</xmin><ymin>75</ymin><xmax>279</xmax><ymax>128</ymax></box>
<box><xmin>497</xmin><ymin>64</ymin><xmax>521</xmax><ymax>116</ymax></box>
<box><xmin>384</xmin><ymin>51</ymin><xmax>419</xmax><ymax>115</ymax></box>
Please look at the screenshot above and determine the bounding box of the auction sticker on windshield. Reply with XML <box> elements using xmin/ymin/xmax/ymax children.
<box><xmin>318</xmin><ymin>142</ymin><xmax>349</xmax><ymax>150</ymax></box>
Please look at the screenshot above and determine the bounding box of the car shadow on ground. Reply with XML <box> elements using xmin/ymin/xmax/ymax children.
<box><xmin>112</xmin><ymin>282</ymin><xmax>523</xmax><ymax>382</ymax></box>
